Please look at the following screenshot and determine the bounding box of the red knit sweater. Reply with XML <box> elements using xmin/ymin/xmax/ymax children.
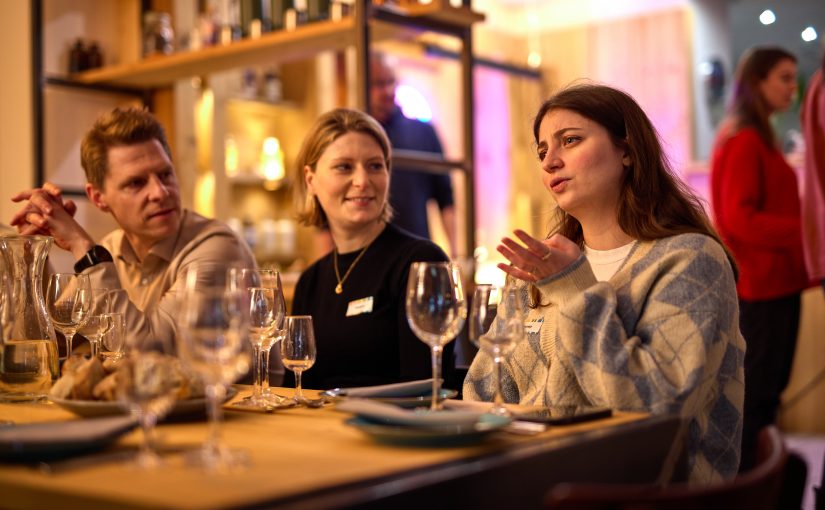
<box><xmin>710</xmin><ymin>127</ymin><xmax>808</xmax><ymax>300</ymax></box>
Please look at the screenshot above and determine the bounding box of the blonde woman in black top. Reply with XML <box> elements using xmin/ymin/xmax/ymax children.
<box><xmin>289</xmin><ymin>108</ymin><xmax>450</xmax><ymax>390</ymax></box>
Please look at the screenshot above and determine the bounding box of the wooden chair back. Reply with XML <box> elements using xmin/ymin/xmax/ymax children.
<box><xmin>545</xmin><ymin>426</ymin><xmax>795</xmax><ymax>510</ymax></box>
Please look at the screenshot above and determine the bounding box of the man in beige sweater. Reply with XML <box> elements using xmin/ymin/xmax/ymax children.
<box><xmin>9</xmin><ymin>107</ymin><xmax>255</xmax><ymax>351</ymax></box>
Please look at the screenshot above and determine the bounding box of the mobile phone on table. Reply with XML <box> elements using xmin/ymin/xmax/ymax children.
<box><xmin>515</xmin><ymin>405</ymin><xmax>612</xmax><ymax>425</ymax></box>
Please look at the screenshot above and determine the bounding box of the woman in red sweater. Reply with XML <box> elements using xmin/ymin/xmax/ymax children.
<box><xmin>710</xmin><ymin>46</ymin><xmax>807</xmax><ymax>472</ymax></box>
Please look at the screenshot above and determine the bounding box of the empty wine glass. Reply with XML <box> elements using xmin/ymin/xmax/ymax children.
<box><xmin>245</xmin><ymin>287</ymin><xmax>276</xmax><ymax>407</ymax></box>
<box><xmin>405</xmin><ymin>262</ymin><xmax>467</xmax><ymax>411</ymax></box>
<box><xmin>46</xmin><ymin>273</ymin><xmax>91</xmax><ymax>359</ymax></box>
<box><xmin>228</xmin><ymin>268</ymin><xmax>286</xmax><ymax>406</ymax></box>
<box><xmin>280</xmin><ymin>316</ymin><xmax>316</xmax><ymax>405</ymax></box>
<box><xmin>178</xmin><ymin>267</ymin><xmax>251</xmax><ymax>471</ymax></box>
<box><xmin>78</xmin><ymin>288</ymin><xmax>112</xmax><ymax>358</ymax></box>
<box><xmin>117</xmin><ymin>326</ymin><xmax>178</xmax><ymax>469</ymax></box>
<box><xmin>469</xmin><ymin>284</ymin><xmax>525</xmax><ymax>416</ymax></box>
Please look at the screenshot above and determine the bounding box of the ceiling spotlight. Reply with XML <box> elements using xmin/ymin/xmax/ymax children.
<box><xmin>801</xmin><ymin>26</ymin><xmax>818</xmax><ymax>42</ymax></box>
<box><xmin>759</xmin><ymin>9</ymin><xmax>776</xmax><ymax>25</ymax></box>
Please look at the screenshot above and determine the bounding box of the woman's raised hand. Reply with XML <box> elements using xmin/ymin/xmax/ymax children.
<box><xmin>496</xmin><ymin>230</ymin><xmax>581</xmax><ymax>283</ymax></box>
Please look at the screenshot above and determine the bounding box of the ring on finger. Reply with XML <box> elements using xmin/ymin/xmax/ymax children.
<box><xmin>541</xmin><ymin>251</ymin><xmax>552</xmax><ymax>260</ymax></box>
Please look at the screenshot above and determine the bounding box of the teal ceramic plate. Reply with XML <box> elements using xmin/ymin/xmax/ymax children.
<box><xmin>345</xmin><ymin>414</ymin><xmax>510</xmax><ymax>447</ymax></box>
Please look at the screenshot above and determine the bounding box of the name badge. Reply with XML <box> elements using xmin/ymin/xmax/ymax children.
<box><xmin>346</xmin><ymin>296</ymin><xmax>374</xmax><ymax>317</ymax></box>
<box><xmin>525</xmin><ymin>320</ymin><xmax>543</xmax><ymax>334</ymax></box>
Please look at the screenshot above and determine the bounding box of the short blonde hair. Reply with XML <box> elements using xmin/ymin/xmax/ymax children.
<box><xmin>293</xmin><ymin>108</ymin><xmax>393</xmax><ymax>228</ymax></box>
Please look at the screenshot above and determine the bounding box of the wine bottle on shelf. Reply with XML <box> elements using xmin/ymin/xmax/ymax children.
<box><xmin>86</xmin><ymin>42</ymin><xmax>103</xmax><ymax>69</ymax></box>
<box><xmin>241</xmin><ymin>0</ymin><xmax>271</xmax><ymax>37</ymax></box>
<box><xmin>307</xmin><ymin>0</ymin><xmax>330</xmax><ymax>22</ymax></box>
<box><xmin>68</xmin><ymin>39</ymin><xmax>88</xmax><ymax>74</ymax></box>
<box><xmin>218</xmin><ymin>0</ymin><xmax>243</xmax><ymax>44</ymax></box>
<box><xmin>270</xmin><ymin>0</ymin><xmax>292</xmax><ymax>31</ymax></box>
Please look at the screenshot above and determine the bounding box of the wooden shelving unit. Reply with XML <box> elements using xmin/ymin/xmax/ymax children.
<box><xmin>71</xmin><ymin>18</ymin><xmax>356</xmax><ymax>89</ymax></box>
<box><xmin>57</xmin><ymin>3</ymin><xmax>483</xmax><ymax>90</ymax></box>
<box><xmin>33</xmin><ymin>0</ymin><xmax>484</xmax><ymax>261</ymax></box>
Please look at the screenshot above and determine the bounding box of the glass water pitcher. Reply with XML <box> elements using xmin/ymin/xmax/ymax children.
<box><xmin>0</xmin><ymin>235</ymin><xmax>59</xmax><ymax>402</ymax></box>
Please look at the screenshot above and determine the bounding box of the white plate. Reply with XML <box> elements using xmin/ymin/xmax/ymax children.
<box><xmin>51</xmin><ymin>387</ymin><xmax>238</xmax><ymax>419</ymax></box>
<box><xmin>0</xmin><ymin>415</ymin><xmax>137</xmax><ymax>462</ymax></box>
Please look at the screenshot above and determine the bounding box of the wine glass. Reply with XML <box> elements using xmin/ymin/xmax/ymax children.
<box><xmin>77</xmin><ymin>288</ymin><xmax>112</xmax><ymax>358</ymax></box>
<box><xmin>280</xmin><ymin>316</ymin><xmax>316</xmax><ymax>405</ymax></box>
<box><xmin>468</xmin><ymin>284</ymin><xmax>525</xmax><ymax>416</ymax></box>
<box><xmin>405</xmin><ymin>262</ymin><xmax>467</xmax><ymax>411</ymax></box>
<box><xmin>178</xmin><ymin>267</ymin><xmax>251</xmax><ymax>471</ymax></box>
<box><xmin>244</xmin><ymin>287</ymin><xmax>277</xmax><ymax>407</ymax></box>
<box><xmin>46</xmin><ymin>273</ymin><xmax>92</xmax><ymax>359</ymax></box>
<box><xmin>116</xmin><ymin>325</ymin><xmax>179</xmax><ymax>469</ymax></box>
<box><xmin>227</xmin><ymin>268</ymin><xmax>287</xmax><ymax>405</ymax></box>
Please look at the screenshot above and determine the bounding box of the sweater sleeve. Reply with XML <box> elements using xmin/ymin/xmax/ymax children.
<box><xmin>549</xmin><ymin>238</ymin><xmax>741</xmax><ymax>417</ymax></box>
<box><xmin>714</xmin><ymin>131</ymin><xmax>802</xmax><ymax>249</ymax></box>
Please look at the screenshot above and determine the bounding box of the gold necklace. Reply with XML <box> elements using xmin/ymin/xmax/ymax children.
<box><xmin>333</xmin><ymin>242</ymin><xmax>372</xmax><ymax>294</ymax></box>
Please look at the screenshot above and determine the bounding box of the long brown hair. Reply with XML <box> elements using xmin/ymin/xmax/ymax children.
<box><xmin>729</xmin><ymin>46</ymin><xmax>797</xmax><ymax>147</ymax></box>
<box><xmin>529</xmin><ymin>84</ymin><xmax>736</xmax><ymax>305</ymax></box>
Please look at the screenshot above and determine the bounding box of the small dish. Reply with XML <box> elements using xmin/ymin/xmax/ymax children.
<box><xmin>345</xmin><ymin>414</ymin><xmax>510</xmax><ymax>447</ymax></box>
<box><xmin>0</xmin><ymin>415</ymin><xmax>137</xmax><ymax>462</ymax></box>
<box><xmin>51</xmin><ymin>387</ymin><xmax>238</xmax><ymax>419</ymax></box>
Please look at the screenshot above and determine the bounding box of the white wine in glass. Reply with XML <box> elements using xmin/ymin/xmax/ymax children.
<box><xmin>280</xmin><ymin>315</ymin><xmax>316</xmax><ymax>404</ymax></box>
<box><xmin>405</xmin><ymin>262</ymin><xmax>466</xmax><ymax>411</ymax></box>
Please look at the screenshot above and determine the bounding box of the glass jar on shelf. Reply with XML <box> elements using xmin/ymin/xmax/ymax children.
<box><xmin>143</xmin><ymin>11</ymin><xmax>175</xmax><ymax>57</ymax></box>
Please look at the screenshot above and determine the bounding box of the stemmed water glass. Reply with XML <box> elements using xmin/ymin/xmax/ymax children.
<box><xmin>468</xmin><ymin>284</ymin><xmax>525</xmax><ymax>416</ymax></box>
<box><xmin>405</xmin><ymin>262</ymin><xmax>467</xmax><ymax>411</ymax></box>
<box><xmin>117</xmin><ymin>324</ymin><xmax>178</xmax><ymax>469</ymax></box>
<box><xmin>178</xmin><ymin>266</ymin><xmax>251</xmax><ymax>471</ymax></box>
<box><xmin>228</xmin><ymin>268</ymin><xmax>286</xmax><ymax>406</ymax></box>
<box><xmin>280</xmin><ymin>316</ymin><xmax>316</xmax><ymax>405</ymax></box>
<box><xmin>78</xmin><ymin>288</ymin><xmax>112</xmax><ymax>358</ymax></box>
<box><xmin>46</xmin><ymin>273</ymin><xmax>92</xmax><ymax>359</ymax></box>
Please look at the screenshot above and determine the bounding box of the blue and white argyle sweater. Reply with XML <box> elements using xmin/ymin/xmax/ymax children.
<box><xmin>464</xmin><ymin>233</ymin><xmax>745</xmax><ymax>484</ymax></box>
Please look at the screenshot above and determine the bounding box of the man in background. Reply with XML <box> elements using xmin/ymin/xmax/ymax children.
<box><xmin>370</xmin><ymin>53</ymin><xmax>458</xmax><ymax>257</ymax></box>
<box><xmin>9</xmin><ymin>106</ymin><xmax>256</xmax><ymax>351</ymax></box>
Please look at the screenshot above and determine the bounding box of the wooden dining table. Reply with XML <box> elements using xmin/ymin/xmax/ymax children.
<box><xmin>0</xmin><ymin>387</ymin><xmax>684</xmax><ymax>510</ymax></box>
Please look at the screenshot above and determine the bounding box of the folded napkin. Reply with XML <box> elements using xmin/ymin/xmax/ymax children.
<box><xmin>336</xmin><ymin>398</ymin><xmax>487</xmax><ymax>428</ymax></box>
<box><xmin>330</xmin><ymin>378</ymin><xmax>436</xmax><ymax>398</ymax></box>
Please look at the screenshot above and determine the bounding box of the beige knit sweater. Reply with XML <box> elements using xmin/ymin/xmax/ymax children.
<box><xmin>464</xmin><ymin>233</ymin><xmax>746</xmax><ymax>484</ymax></box>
